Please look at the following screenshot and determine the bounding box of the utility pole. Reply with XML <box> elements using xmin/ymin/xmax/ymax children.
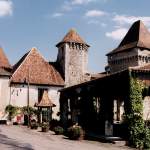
<box><xmin>27</xmin><ymin>67</ymin><xmax>30</xmax><ymax>127</ymax></box>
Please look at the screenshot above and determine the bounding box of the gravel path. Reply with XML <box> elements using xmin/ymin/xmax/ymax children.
<box><xmin>0</xmin><ymin>125</ymin><xmax>134</xmax><ymax>150</ymax></box>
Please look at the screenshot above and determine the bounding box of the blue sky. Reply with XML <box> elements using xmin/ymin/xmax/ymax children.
<box><xmin>0</xmin><ymin>0</ymin><xmax>150</xmax><ymax>73</ymax></box>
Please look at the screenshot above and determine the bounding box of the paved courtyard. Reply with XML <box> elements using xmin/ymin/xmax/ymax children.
<box><xmin>0</xmin><ymin>125</ymin><xmax>133</xmax><ymax>150</ymax></box>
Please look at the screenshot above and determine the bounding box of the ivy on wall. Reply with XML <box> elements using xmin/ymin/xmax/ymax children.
<box><xmin>126</xmin><ymin>75</ymin><xmax>150</xmax><ymax>149</ymax></box>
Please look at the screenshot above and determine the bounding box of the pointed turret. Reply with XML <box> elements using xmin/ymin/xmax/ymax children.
<box><xmin>0</xmin><ymin>47</ymin><xmax>11</xmax><ymax>69</ymax></box>
<box><xmin>56</xmin><ymin>29</ymin><xmax>89</xmax><ymax>86</ymax></box>
<box><xmin>107</xmin><ymin>20</ymin><xmax>150</xmax><ymax>55</ymax></box>
<box><xmin>56</xmin><ymin>28</ymin><xmax>89</xmax><ymax>47</ymax></box>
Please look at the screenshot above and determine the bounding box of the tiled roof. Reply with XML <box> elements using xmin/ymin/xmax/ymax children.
<box><xmin>35</xmin><ymin>91</ymin><xmax>56</xmax><ymax>107</ymax></box>
<box><xmin>11</xmin><ymin>47</ymin><xmax>64</xmax><ymax>86</ymax></box>
<box><xmin>56</xmin><ymin>28</ymin><xmax>89</xmax><ymax>47</ymax></box>
<box><xmin>107</xmin><ymin>20</ymin><xmax>150</xmax><ymax>55</ymax></box>
<box><xmin>0</xmin><ymin>68</ymin><xmax>11</xmax><ymax>76</ymax></box>
<box><xmin>0</xmin><ymin>47</ymin><xmax>11</xmax><ymax>69</ymax></box>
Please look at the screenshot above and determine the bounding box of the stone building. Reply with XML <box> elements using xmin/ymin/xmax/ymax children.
<box><xmin>59</xmin><ymin>20</ymin><xmax>150</xmax><ymax>137</ymax></box>
<box><xmin>0</xmin><ymin>47</ymin><xmax>12</xmax><ymax>120</ymax></box>
<box><xmin>56</xmin><ymin>28</ymin><xmax>90</xmax><ymax>87</ymax></box>
<box><xmin>0</xmin><ymin>29</ymin><xmax>90</xmax><ymax>122</ymax></box>
<box><xmin>107</xmin><ymin>20</ymin><xmax>150</xmax><ymax>73</ymax></box>
<box><xmin>10</xmin><ymin>47</ymin><xmax>64</xmax><ymax>121</ymax></box>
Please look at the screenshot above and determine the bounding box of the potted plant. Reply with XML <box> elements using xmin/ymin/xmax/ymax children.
<box><xmin>30</xmin><ymin>119</ymin><xmax>38</xmax><ymax>129</ymax></box>
<box><xmin>41</xmin><ymin>122</ymin><xmax>49</xmax><ymax>132</ymax></box>
<box><xmin>67</xmin><ymin>124</ymin><xmax>84</xmax><ymax>140</ymax></box>
<box><xmin>5</xmin><ymin>105</ymin><xmax>18</xmax><ymax>122</ymax></box>
<box><xmin>54</xmin><ymin>126</ymin><xmax>64</xmax><ymax>135</ymax></box>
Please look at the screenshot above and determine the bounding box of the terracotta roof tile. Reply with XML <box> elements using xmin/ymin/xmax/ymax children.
<box><xmin>56</xmin><ymin>28</ymin><xmax>89</xmax><ymax>47</ymax></box>
<box><xmin>35</xmin><ymin>91</ymin><xmax>56</xmax><ymax>107</ymax></box>
<box><xmin>107</xmin><ymin>20</ymin><xmax>150</xmax><ymax>55</ymax></box>
<box><xmin>0</xmin><ymin>47</ymin><xmax>11</xmax><ymax>69</ymax></box>
<box><xmin>11</xmin><ymin>48</ymin><xmax>64</xmax><ymax>86</ymax></box>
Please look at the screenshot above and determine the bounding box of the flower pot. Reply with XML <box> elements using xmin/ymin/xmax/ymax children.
<box><xmin>42</xmin><ymin>127</ymin><xmax>49</xmax><ymax>132</ymax></box>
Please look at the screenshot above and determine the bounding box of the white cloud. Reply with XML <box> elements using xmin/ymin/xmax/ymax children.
<box><xmin>87</xmin><ymin>20</ymin><xmax>107</xmax><ymax>27</ymax></box>
<box><xmin>85</xmin><ymin>10</ymin><xmax>107</xmax><ymax>17</ymax></box>
<box><xmin>62</xmin><ymin>0</ymin><xmax>98</xmax><ymax>12</ymax></box>
<box><xmin>52</xmin><ymin>13</ymin><xmax>63</xmax><ymax>18</ymax></box>
<box><xmin>106</xmin><ymin>28</ymin><xmax>128</xmax><ymax>40</ymax></box>
<box><xmin>62</xmin><ymin>1</ymin><xmax>73</xmax><ymax>11</ymax></box>
<box><xmin>71</xmin><ymin>0</ymin><xmax>97</xmax><ymax>5</ymax></box>
<box><xmin>0</xmin><ymin>0</ymin><xmax>13</xmax><ymax>17</ymax></box>
<box><xmin>113</xmin><ymin>15</ymin><xmax>150</xmax><ymax>26</ymax></box>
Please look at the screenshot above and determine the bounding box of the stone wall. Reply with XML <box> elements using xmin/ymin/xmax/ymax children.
<box><xmin>108</xmin><ymin>48</ymin><xmax>150</xmax><ymax>73</ymax></box>
<box><xmin>57</xmin><ymin>43</ymin><xmax>88</xmax><ymax>87</ymax></box>
<box><xmin>143</xmin><ymin>96</ymin><xmax>150</xmax><ymax>120</ymax></box>
<box><xmin>0</xmin><ymin>77</ymin><xmax>10</xmax><ymax>120</ymax></box>
<box><xmin>108</xmin><ymin>48</ymin><xmax>138</xmax><ymax>73</ymax></box>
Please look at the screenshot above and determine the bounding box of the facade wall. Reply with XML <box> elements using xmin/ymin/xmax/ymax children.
<box><xmin>138</xmin><ymin>49</ymin><xmax>150</xmax><ymax>66</ymax></box>
<box><xmin>143</xmin><ymin>96</ymin><xmax>150</xmax><ymax>120</ymax></box>
<box><xmin>0</xmin><ymin>77</ymin><xmax>10</xmax><ymax>120</ymax></box>
<box><xmin>108</xmin><ymin>48</ymin><xmax>138</xmax><ymax>73</ymax></box>
<box><xmin>10</xmin><ymin>84</ymin><xmax>62</xmax><ymax>120</ymax></box>
<box><xmin>108</xmin><ymin>48</ymin><xmax>150</xmax><ymax>73</ymax></box>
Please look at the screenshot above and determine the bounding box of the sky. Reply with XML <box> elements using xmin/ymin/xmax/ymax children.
<box><xmin>0</xmin><ymin>0</ymin><xmax>150</xmax><ymax>73</ymax></box>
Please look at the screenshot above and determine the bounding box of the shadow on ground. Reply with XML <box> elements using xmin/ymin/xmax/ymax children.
<box><xmin>0</xmin><ymin>128</ymin><xmax>34</xmax><ymax>150</ymax></box>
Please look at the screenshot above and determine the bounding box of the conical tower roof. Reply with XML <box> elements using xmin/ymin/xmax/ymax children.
<box><xmin>0</xmin><ymin>47</ymin><xmax>11</xmax><ymax>69</ymax></box>
<box><xmin>107</xmin><ymin>20</ymin><xmax>150</xmax><ymax>55</ymax></box>
<box><xmin>35</xmin><ymin>91</ymin><xmax>56</xmax><ymax>107</ymax></box>
<box><xmin>56</xmin><ymin>28</ymin><xmax>89</xmax><ymax>47</ymax></box>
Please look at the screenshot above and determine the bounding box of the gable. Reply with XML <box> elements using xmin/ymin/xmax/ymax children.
<box><xmin>11</xmin><ymin>48</ymin><xmax>64</xmax><ymax>86</ymax></box>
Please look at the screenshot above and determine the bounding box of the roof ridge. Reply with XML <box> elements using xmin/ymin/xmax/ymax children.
<box><xmin>107</xmin><ymin>20</ymin><xmax>150</xmax><ymax>55</ymax></box>
<box><xmin>11</xmin><ymin>48</ymin><xmax>33</xmax><ymax>81</ymax></box>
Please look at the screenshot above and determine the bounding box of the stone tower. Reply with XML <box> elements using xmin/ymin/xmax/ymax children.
<box><xmin>106</xmin><ymin>20</ymin><xmax>150</xmax><ymax>73</ymax></box>
<box><xmin>56</xmin><ymin>29</ymin><xmax>90</xmax><ymax>87</ymax></box>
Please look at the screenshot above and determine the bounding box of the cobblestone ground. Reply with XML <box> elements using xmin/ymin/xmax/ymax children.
<box><xmin>0</xmin><ymin>125</ymin><xmax>134</xmax><ymax>150</ymax></box>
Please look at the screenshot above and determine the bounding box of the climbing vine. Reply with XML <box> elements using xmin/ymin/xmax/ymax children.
<box><xmin>126</xmin><ymin>76</ymin><xmax>150</xmax><ymax>149</ymax></box>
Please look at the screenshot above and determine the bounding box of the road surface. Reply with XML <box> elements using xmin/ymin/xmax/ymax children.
<box><xmin>0</xmin><ymin>125</ymin><xmax>133</xmax><ymax>150</ymax></box>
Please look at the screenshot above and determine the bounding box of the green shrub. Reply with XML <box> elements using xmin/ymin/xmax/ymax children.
<box><xmin>144</xmin><ymin>127</ymin><xmax>150</xmax><ymax>149</ymax></box>
<box><xmin>54</xmin><ymin>126</ymin><xmax>64</xmax><ymax>135</ymax></box>
<box><xmin>5</xmin><ymin>105</ymin><xmax>18</xmax><ymax>121</ymax></box>
<box><xmin>21</xmin><ymin>106</ymin><xmax>38</xmax><ymax>116</ymax></box>
<box><xmin>67</xmin><ymin>125</ymin><xmax>84</xmax><ymax>140</ymax></box>
<box><xmin>30</xmin><ymin>119</ymin><xmax>38</xmax><ymax>129</ymax></box>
